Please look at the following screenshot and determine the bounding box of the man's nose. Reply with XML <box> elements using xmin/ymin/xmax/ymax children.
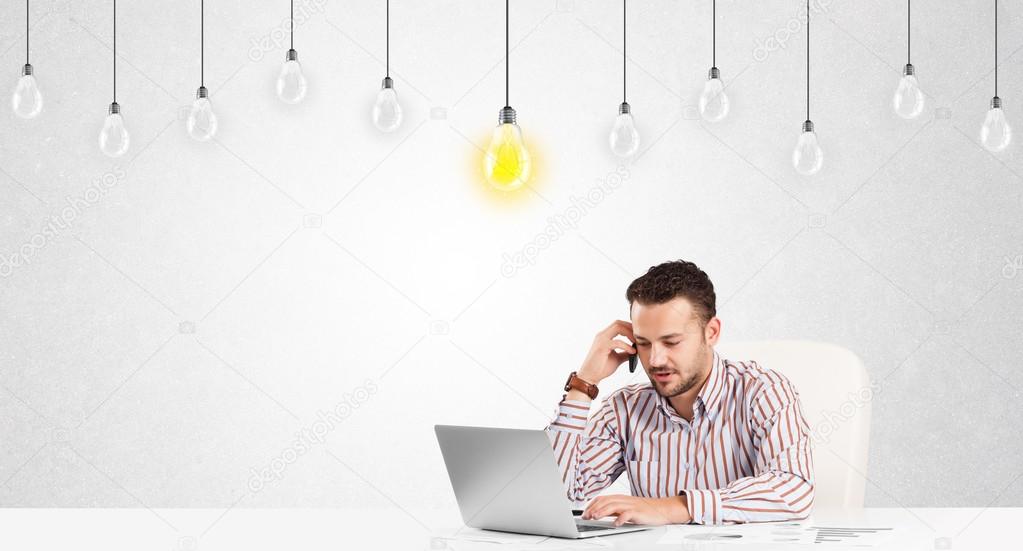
<box><xmin>648</xmin><ymin>346</ymin><xmax>669</xmax><ymax>367</ymax></box>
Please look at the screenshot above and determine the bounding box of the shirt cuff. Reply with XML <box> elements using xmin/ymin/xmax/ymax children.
<box><xmin>548</xmin><ymin>399</ymin><xmax>591</xmax><ymax>433</ymax></box>
<box><xmin>683</xmin><ymin>488</ymin><xmax>722</xmax><ymax>525</ymax></box>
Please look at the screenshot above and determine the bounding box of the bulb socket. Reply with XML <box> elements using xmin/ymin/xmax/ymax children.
<box><xmin>903</xmin><ymin>63</ymin><xmax>915</xmax><ymax>76</ymax></box>
<box><xmin>991</xmin><ymin>96</ymin><xmax>1002</xmax><ymax>109</ymax></box>
<box><xmin>22</xmin><ymin>63</ymin><xmax>33</xmax><ymax>76</ymax></box>
<box><xmin>498</xmin><ymin>105</ymin><xmax>517</xmax><ymax>125</ymax></box>
<box><xmin>618</xmin><ymin>101</ymin><xmax>631</xmax><ymax>115</ymax></box>
<box><xmin>802</xmin><ymin>119</ymin><xmax>815</xmax><ymax>133</ymax></box>
<box><xmin>196</xmin><ymin>86</ymin><xmax>209</xmax><ymax>99</ymax></box>
<box><xmin>286</xmin><ymin>48</ymin><xmax>299</xmax><ymax>62</ymax></box>
<box><xmin>382</xmin><ymin>76</ymin><xmax>394</xmax><ymax>89</ymax></box>
<box><xmin>708</xmin><ymin>66</ymin><xmax>720</xmax><ymax>80</ymax></box>
<box><xmin>108</xmin><ymin>102</ymin><xmax>121</xmax><ymax>115</ymax></box>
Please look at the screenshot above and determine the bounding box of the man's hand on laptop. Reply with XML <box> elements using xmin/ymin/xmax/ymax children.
<box><xmin>570</xmin><ymin>320</ymin><xmax>637</xmax><ymax>401</ymax></box>
<box><xmin>580</xmin><ymin>494</ymin><xmax>691</xmax><ymax>526</ymax></box>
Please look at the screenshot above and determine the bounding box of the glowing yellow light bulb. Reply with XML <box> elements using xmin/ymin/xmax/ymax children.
<box><xmin>483</xmin><ymin>106</ymin><xmax>531</xmax><ymax>191</ymax></box>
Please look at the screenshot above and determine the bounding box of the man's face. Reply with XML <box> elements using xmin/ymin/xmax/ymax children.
<box><xmin>630</xmin><ymin>297</ymin><xmax>718</xmax><ymax>398</ymax></box>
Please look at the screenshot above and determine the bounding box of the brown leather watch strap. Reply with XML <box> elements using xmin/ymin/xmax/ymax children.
<box><xmin>564</xmin><ymin>371</ymin><xmax>599</xmax><ymax>399</ymax></box>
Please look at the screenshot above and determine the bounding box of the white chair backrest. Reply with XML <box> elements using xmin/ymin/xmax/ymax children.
<box><xmin>716</xmin><ymin>340</ymin><xmax>872</xmax><ymax>509</ymax></box>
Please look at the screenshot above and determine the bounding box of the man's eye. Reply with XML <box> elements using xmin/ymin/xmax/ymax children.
<box><xmin>666</xmin><ymin>341</ymin><xmax>680</xmax><ymax>346</ymax></box>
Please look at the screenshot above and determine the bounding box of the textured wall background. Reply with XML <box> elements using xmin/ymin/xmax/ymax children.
<box><xmin>1</xmin><ymin>0</ymin><xmax>1021</xmax><ymax>516</ymax></box>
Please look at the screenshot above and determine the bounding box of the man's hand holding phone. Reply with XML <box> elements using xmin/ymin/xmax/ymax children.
<box><xmin>568</xmin><ymin>320</ymin><xmax>637</xmax><ymax>403</ymax></box>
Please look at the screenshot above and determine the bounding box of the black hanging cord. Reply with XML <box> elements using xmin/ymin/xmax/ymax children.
<box><xmin>994</xmin><ymin>0</ymin><xmax>998</xmax><ymax>97</ymax></box>
<box><xmin>201</xmin><ymin>0</ymin><xmax>205</xmax><ymax>87</ymax></box>
<box><xmin>113</xmin><ymin>0</ymin><xmax>117</xmax><ymax>102</ymax></box>
<box><xmin>805</xmin><ymin>0</ymin><xmax>809</xmax><ymax>121</ymax></box>
<box><xmin>290</xmin><ymin>0</ymin><xmax>294</xmax><ymax>50</ymax></box>
<box><xmin>505</xmin><ymin>0</ymin><xmax>509</xmax><ymax>106</ymax></box>
<box><xmin>25</xmin><ymin>0</ymin><xmax>29</xmax><ymax>65</ymax></box>
<box><xmin>712</xmin><ymin>0</ymin><xmax>716</xmax><ymax>68</ymax></box>
<box><xmin>622</xmin><ymin>0</ymin><xmax>627</xmax><ymax>103</ymax></box>
<box><xmin>386</xmin><ymin>0</ymin><xmax>390</xmax><ymax>77</ymax></box>
<box><xmin>906</xmin><ymin>0</ymin><xmax>911</xmax><ymax>64</ymax></box>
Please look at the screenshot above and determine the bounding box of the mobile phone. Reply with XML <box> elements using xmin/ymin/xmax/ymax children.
<box><xmin>628</xmin><ymin>341</ymin><xmax>638</xmax><ymax>373</ymax></box>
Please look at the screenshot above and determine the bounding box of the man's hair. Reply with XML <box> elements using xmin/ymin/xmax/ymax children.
<box><xmin>625</xmin><ymin>260</ymin><xmax>717</xmax><ymax>326</ymax></box>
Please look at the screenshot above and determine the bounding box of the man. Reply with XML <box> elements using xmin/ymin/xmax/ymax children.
<box><xmin>546</xmin><ymin>260</ymin><xmax>814</xmax><ymax>526</ymax></box>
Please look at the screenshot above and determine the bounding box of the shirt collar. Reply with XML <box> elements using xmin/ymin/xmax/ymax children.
<box><xmin>657</xmin><ymin>349</ymin><xmax>725</xmax><ymax>419</ymax></box>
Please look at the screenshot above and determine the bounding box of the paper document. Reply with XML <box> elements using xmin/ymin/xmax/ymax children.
<box><xmin>657</xmin><ymin>522</ymin><xmax>894</xmax><ymax>546</ymax></box>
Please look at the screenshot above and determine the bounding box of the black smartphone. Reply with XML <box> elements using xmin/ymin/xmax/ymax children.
<box><xmin>628</xmin><ymin>341</ymin><xmax>638</xmax><ymax>373</ymax></box>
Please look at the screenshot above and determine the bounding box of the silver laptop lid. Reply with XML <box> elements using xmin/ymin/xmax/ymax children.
<box><xmin>434</xmin><ymin>425</ymin><xmax>581</xmax><ymax>538</ymax></box>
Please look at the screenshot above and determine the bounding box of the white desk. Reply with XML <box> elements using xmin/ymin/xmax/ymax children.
<box><xmin>0</xmin><ymin>506</ymin><xmax>1016</xmax><ymax>550</ymax></box>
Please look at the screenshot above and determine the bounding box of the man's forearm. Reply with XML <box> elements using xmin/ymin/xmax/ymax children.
<box><xmin>564</xmin><ymin>389</ymin><xmax>593</xmax><ymax>403</ymax></box>
<box><xmin>665</xmin><ymin>494</ymin><xmax>692</xmax><ymax>524</ymax></box>
<box><xmin>582</xmin><ymin>494</ymin><xmax>692</xmax><ymax>526</ymax></box>
<box><xmin>547</xmin><ymin>387</ymin><xmax>626</xmax><ymax>503</ymax></box>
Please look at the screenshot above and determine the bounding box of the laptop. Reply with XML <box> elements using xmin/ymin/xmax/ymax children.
<box><xmin>434</xmin><ymin>424</ymin><xmax>652</xmax><ymax>539</ymax></box>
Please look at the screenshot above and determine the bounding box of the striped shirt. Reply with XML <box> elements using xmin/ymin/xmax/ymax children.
<box><xmin>545</xmin><ymin>349</ymin><xmax>814</xmax><ymax>525</ymax></box>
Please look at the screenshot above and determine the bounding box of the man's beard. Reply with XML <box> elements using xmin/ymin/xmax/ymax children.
<box><xmin>649</xmin><ymin>341</ymin><xmax>710</xmax><ymax>398</ymax></box>
<box><xmin>653</xmin><ymin>370</ymin><xmax>703</xmax><ymax>398</ymax></box>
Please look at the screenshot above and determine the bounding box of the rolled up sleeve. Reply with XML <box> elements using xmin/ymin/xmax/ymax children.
<box><xmin>545</xmin><ymin>395</ymin><xmax>627</xmax><ymax>504</ymax></box>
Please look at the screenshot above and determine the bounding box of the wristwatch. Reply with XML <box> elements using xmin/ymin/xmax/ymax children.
<box><xmin>564</xmin><ymin>371</ymin><xmax>599</xmax><ymax>399</ymax></box>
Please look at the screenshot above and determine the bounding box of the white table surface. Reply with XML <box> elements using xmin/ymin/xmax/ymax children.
<box><xmin>0</xmin><ymin>506</ymin><xmax>1016</xmax><ymax>550</ymax></box>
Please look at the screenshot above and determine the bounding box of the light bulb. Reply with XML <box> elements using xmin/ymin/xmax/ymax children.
<box><xmin>276</xmin><ymin>49</ymin><xmax>307</xmax><ymax>104</ymax></box>
<box><xmin>372</xmin><ymin>77</ymin><xmax>403</xmax><ymax>133</ymax></box>
<box><xmin>699</xmin><ymin>67</ymin><xmax>730</xmax><ymax>122</ymax></box>
<box><xmin>609</xmin><ymin>102</ymin><xmax>640</xmax><ymax>158</ymax></box>
<box><xmin>892</xmin><ymin>63</ymin><xmax>925</xmax><ymax>119</ymax></box>
<box><xmin>98</xmin><ymin>102</ymin><xmax>130</xmax><ymax>158</ymax></box>
<box><xmin>483</xmin><ymin>106</ymin><xmax>532</xmax><ymax>191</ymax></box>
<box><xmin>11</xmin><ymin>64</ymin><xmax>42</xmax><ymax>119</ymax></box>
<box><xmin>980</xmin><ymin>97</ymin><xmax>1012</xmax><ymax>152</ymax></box>
<box><xmin>792</xmin><ymin>120</ymin><xmax>823</xmax><ymax>176</ymax></box>
<box><xmin>186</xmin><ymin>86</ymin><xmax>218</xmax><ymax>142</ymax></box>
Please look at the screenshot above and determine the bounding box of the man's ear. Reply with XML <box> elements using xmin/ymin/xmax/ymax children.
<box><xmin>704</xmin><ymin>317</ymin><xmax>721</xmax><ymax>346</ymax></box>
